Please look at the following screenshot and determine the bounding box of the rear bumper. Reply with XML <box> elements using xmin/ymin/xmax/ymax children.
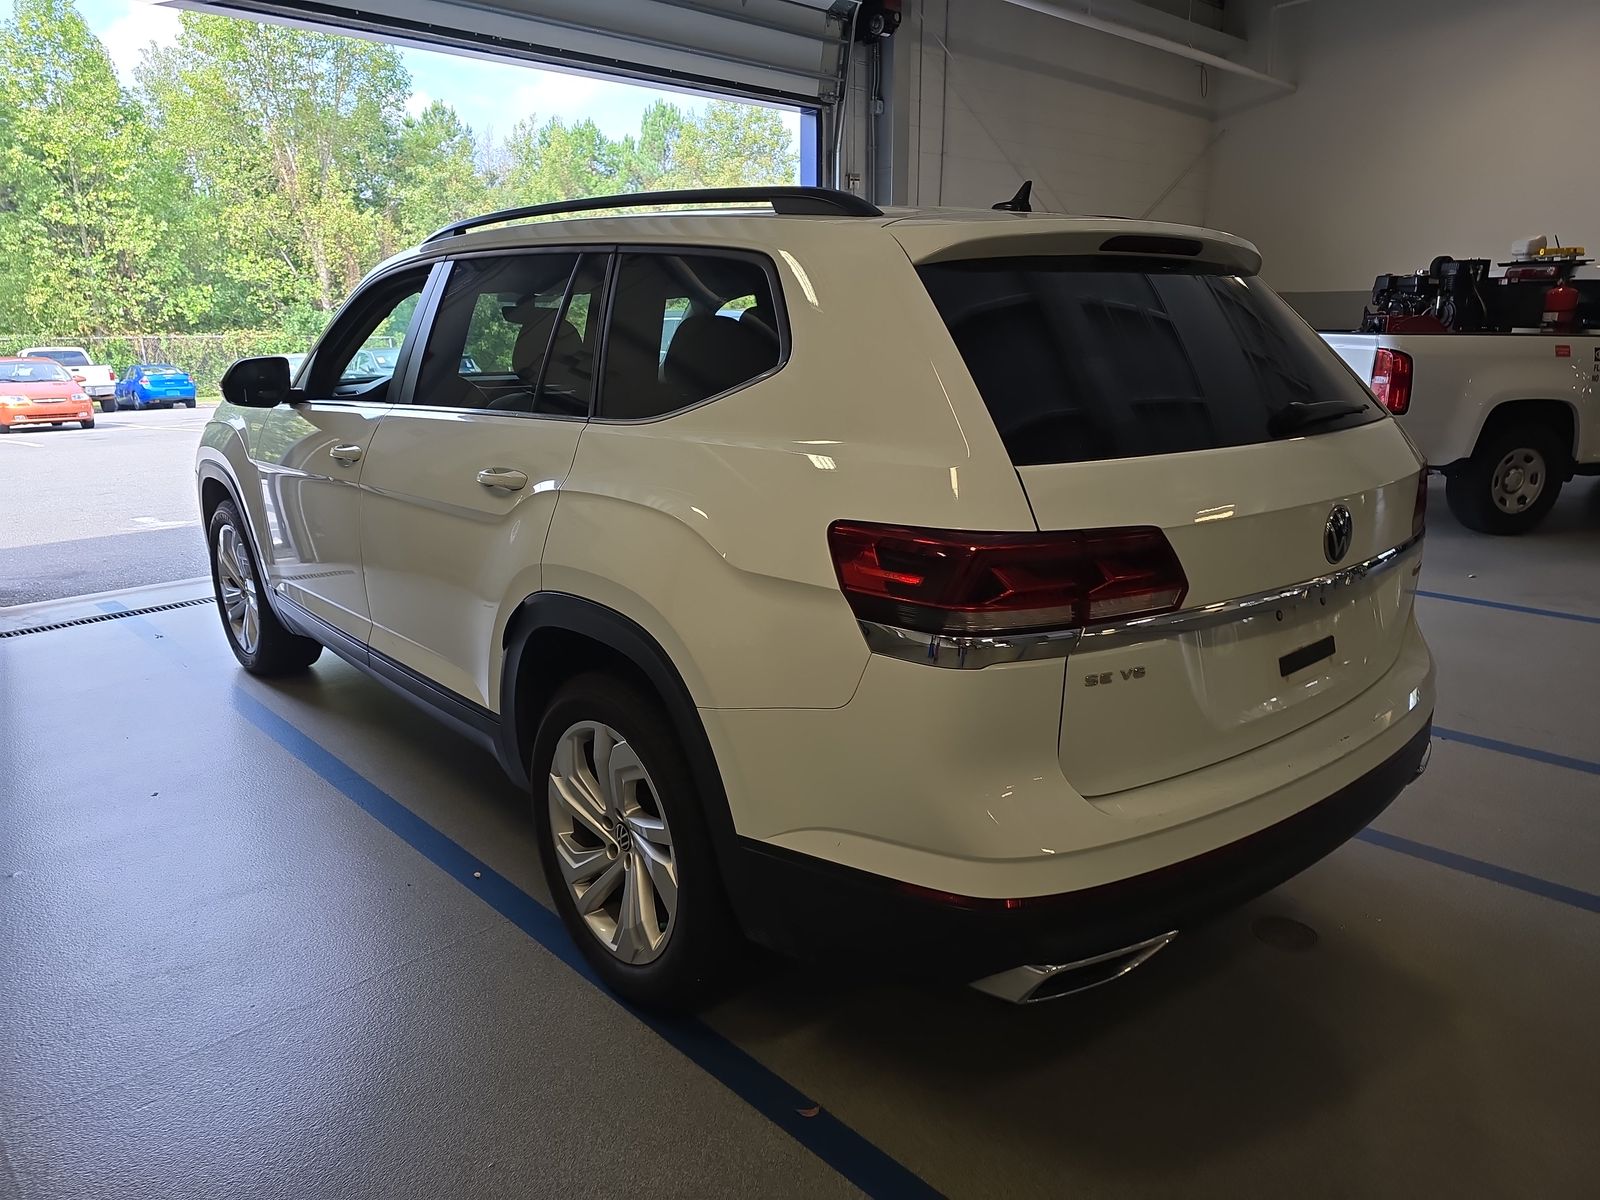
<box><xmin>724</xmin><ymin>719</ymin><xmax>1430</xmax><ymax>980</ymax></box>
<box><xmin>84</xmin><ymin>383</ymin><xmax>115</xmax><ymax>397</ymax></box>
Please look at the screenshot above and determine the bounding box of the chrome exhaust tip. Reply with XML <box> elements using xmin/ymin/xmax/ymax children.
<box><xmin>969</xmin><ymin>930</ymin><xmax>1178</xmax><ymax>1004</ymax></box>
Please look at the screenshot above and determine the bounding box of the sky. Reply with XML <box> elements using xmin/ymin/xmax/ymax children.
<box><xmin>74</xmin><ymin>0</ymin><xmax>802</xmax><ymax>146</ymax></box>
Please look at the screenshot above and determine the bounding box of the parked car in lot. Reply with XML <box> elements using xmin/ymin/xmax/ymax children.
<box><xmin>0</xmin><ymin>356</ymin><xmax>96</xmax><ymax>431</ymax></box>
<box><xmin>197</xmin><ymin>187</ymin><xmax>1435</xmax><ymax>1010</ymax></box>
<box><xmin>115</xmin><ymin>363</ymin><xmax>199</xmax><ymax>410</ymax></box>
<box><xmin>18</xmin><ymin>345</ymin><xmax>118</xmax><ymax>411</ymax></box>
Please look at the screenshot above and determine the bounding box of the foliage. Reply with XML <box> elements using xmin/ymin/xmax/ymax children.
<box><xmin>0</xmin><ymin>0</ymin><xmax>798</xmax><ymax>350</ymax></box>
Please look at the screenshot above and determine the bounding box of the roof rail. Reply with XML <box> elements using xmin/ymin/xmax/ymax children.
<box><xmin>423</xmin><ymin>187</ymin><xmax>883</xmax><ymax>243</ymax></box>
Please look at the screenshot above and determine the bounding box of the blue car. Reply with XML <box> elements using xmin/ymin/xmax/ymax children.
<box><xmin>115</xmin><ymin>363</ymin><xmax>198</xmax><ymax>409</ymax></box>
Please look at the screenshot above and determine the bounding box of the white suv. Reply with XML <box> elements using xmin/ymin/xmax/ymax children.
<box><xmin>196</xmin><ymin>187</ymin><xmax>1435</xmax><ymax>1008</ymax></box>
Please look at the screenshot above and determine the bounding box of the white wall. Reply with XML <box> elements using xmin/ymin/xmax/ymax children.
<box><xmin>1206</xmin><ymin>0</ymin><xmax>1600</xmax><ymax>328</ymax></box>
<box><xmin>900</xmin><ymin>0</ymin><xmax>1217</xmax><ymax>224</ymax></box>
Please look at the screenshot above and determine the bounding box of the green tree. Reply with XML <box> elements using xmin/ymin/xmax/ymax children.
<box><xmin>389</xmin><ymin>99</ymin><xmax>490</xmax><ymax>243</ymax></box>
<box><xmin>0</xmin><ymin>0</ymin><xmax>203</xmax><ymax>334</ymax></box>
<box><xmin>497</xmin><ymin>115</ymin><xmax>622</xmax><ymax>206</ymax></box>
<box><xmin>619</xmin><ymin>99</ymin><xmax>796</xmax><ymax>192</ymax></box>
<box><xmin>138</xmin><ymin>14</ymin><xmax>411</xmax><ymax>314</ymax></box>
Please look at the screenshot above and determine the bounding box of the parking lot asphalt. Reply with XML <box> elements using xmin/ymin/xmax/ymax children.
<box><xmin>0</xmin><ymin>405</ymin><xmax>214</xmax><ymax>606</ymax></box>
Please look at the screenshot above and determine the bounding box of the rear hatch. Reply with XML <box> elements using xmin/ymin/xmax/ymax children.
<box><xmin>914</xmin><ymin>238</ymin><xmax>1424</xmax><ymax>797</ymax></box>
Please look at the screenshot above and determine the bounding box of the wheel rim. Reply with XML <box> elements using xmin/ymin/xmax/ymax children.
<box><xmin>214</xmin><ymin>523</ymin><xmax>261</xmax><ymax>654</ymax></box>
<box><xmin>1492</xmin><ymin>447</ymin><xmax>1546</xmax><ymax>513</ymax></box>
<box><xmin>547</xmin><ymin>720</ymin><xmax>678</xmax><ymax>964</ymax></box>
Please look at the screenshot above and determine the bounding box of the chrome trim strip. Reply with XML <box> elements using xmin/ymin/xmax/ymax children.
<box><xmin>859</xmin><ymin>532</ymin><xmax>1424</xmax><ymax>670</ymax></box>
<box><xmin>857</xmin><ymin>619</ymin><xmax>1082</xmax><ymax>670</ymax></box>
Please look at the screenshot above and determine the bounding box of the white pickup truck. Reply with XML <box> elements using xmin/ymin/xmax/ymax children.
<box><xmin>1323</xmin><ymin>332</ymin><xmax>1600</xmax><ymax>533</ymax></box>
<box><xmin>18</xmin><ymin>346</ymin><xmax>119</xmax><ymax>412</ymax></box>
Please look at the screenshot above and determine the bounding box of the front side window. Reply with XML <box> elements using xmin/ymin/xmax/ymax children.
<box><xmin>305</xmin><ymin>267</ymin><xmax>432</xmax><ymax>402</ymax></box>
<box><xmin>412</xmin><ymin>252</ymin><xmax>606</xmax><ymax>417</ymax></box>
<box><xmin>599</xmin><ymin>252</ymin><xmax>781</xmax><ymax>420</ymax></box>
<box><xmin>918</xmin><ymin>257</ymin><xmax>1383</xmax><ymax>466</ymax></box>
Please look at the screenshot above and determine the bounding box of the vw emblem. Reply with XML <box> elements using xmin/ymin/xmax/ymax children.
<box><xmin>1324</xmin><ymin>504</ymin><xmax>1354</xmax><ymax>564</ymax></box>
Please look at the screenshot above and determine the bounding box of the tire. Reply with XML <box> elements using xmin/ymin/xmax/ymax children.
<box><xmin>530</xmin><ymin>672</ymin><xmax>739</xmax><ymax>1010</ymax></box>
<box><xmin>81</xmin><ymin>419</ymin><xmax>95</xmax><ymax>429</ymax></box>
<box><xmin>183</xmin><ymin>399</ymin><xmax>197</xmax><ymax>409</ymax></box>
<box><xmin>206</xmin><ymin>500</ymin><xmax>322</xmax><ymax>675</ymax></box>
<box><xmin>101</xmin><ymin>395</ymin><xmax>118</xmax><ymax>413</ymax></box>
<box><xmin>1445</xmin><ymin>423</ymin><xmax>1567</xmax><ymax>534</ymax></box>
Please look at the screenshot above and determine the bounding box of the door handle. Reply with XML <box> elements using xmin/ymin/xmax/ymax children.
<box><xmin>476</xmin><ymin>467</ymin><xmax>529</xmax><ymax>491</ymax></box>
<box><xmin>329</xmin><ymin>444</ymin><xmax>364</xmax><ymax>465</ymax></box>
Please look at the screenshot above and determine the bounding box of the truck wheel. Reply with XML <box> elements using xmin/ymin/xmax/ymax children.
<box><xmin>101</xmin><ymin>395</ymin><xmax>118</xmax><ymax>413</ymax></box>
<box><xmin>1445</xmin><ymin>424</ymin><xmax>1566</xmax><ymax>534</ymax></box>
<box><xmin>183</xmin><ymin>399</ymin><xmax>197</xmax><ymax>409</ymax></box>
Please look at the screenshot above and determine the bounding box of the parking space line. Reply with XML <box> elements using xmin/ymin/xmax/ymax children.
<box><xmin>1417</xmin><ymin>590</ymin><xmax>1600</xmax><ymax>626</ymax></box>
<box><xmin>1434</xmin><ymin>724</ymin><xmax>1600</xmax><ymax>778</ymax></box>
<box><xmin>231</xmin><ymin>687</ymin><xmax>942</xmax><ymax>1200</ymax></box>
<box><xmin>1358</xmin><ymin>828</ymin><xmax>1600</xmax><ymax>914</ymax></box>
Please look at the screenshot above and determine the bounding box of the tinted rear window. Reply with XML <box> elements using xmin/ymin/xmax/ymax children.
<box><xmin>918</xmin><ymin>257</ymin><xmax>1381</xmax><ymax>466</ymax></box>
<box><xmin>31</xmin><ymin>349</ymin><xmax>90</xmax><ymax>367</ymax></box>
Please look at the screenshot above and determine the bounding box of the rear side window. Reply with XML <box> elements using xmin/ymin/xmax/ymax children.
<box><xmin>32</xmin><ymin>349</ymin><xmax>89</xmax><ymax>367</ymax></box>
<box><xmin>599</xmin><ymin>251</ymin><xmax>782</xmax><ymax>420</ymax></box>
<box><xmin>918</xmin><ymin>257</ymin><xmax>1381</xmax><ymax>466</ymax></box>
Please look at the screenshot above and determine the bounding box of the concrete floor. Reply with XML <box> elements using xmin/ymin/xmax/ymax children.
<box><xmin>2</xmin><ymin>476</ymin><xmax>1597</xmax><ymax>1199</ymax></box>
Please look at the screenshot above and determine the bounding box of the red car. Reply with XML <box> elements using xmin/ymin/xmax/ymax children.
<box><xmin>0</xmin><ymin>357</ymin><xmax>97</xmax><ymax>432</ymax></box>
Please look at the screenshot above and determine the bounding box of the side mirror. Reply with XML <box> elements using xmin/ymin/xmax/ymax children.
<box><xmin>71</xmin><ymin>372</ymin><xmax>86</xmax><ymax>383</ymax></box>
<box><xmin>220</xmin><ymin>356</ymin><xmax>294</xmax><ymax>408</ymax></box>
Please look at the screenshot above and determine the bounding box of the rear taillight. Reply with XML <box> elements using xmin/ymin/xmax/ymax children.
<box><xmin>826</xmin><ymin>522</ymin><xmax>1188</xmax><ymax>636</ymax></box>
<box><xmin>1370</xmin><ymin>348</ymin><xmax>1413</xmax><ymax>414</ymax></box>
<box><xmin>1414</xmin><ymin>471</ymin><xmax>1428</xmax><ymax>536</ymax></box>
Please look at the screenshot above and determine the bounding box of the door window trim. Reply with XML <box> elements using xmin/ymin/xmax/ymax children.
<box><xmin>301</xmin><ymin>261</ymin><xmax>445</xmax><ymax>407</ymax></box>
<box><xmin>590</xmin><ymin>244</ymin><xmax>791</xmax><ymax>425</ymax></box>
<box><xmin>391</xmin><ymin>248</ymin><xmax>610</xmax><ymax>424</ymax></box>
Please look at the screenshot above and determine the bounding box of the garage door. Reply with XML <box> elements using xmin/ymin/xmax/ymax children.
<box><xmin>179</xmin><ymin>0</ymin><xmax>856</xmax><ymax>107</ymax></box>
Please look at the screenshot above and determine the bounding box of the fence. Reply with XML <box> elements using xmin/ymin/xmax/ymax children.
<box><xmin>0</xmin><ymin>332</ymin><xmax>313</xmax><ymax>395</ymax></box>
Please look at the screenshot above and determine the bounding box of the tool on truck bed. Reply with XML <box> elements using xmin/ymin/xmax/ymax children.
<box><xmin>1361</xmin><ymin>235</ymin><xmax>1599</xmax><ymax>334</ymax></box>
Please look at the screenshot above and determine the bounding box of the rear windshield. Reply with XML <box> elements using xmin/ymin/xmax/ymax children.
<box><xmin>918</xmin><ymin>257</ymin><xmax>1382</xmax><ymax>466</ymax></box>
<box><xmin>29</xmin><ymin>348</ymin><xmax>90</xmax><ymax>367</ymax></box>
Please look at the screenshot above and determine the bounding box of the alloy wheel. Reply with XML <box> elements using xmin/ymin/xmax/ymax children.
<box><xmin>215</xmin><ymin>523</ymin><xmax>261</xmax><ymax>654</ymax></box>
<box><xmin>547</xmin><ymin>720</ymin><xmax>678</xmax><ymax>964</ymax></box>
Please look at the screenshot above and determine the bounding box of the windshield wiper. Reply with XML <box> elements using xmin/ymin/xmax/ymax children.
<box><xmin>1268</xmin><ymin>400</ymin><xmax>1370</xmax><ymax>438</ymax></box>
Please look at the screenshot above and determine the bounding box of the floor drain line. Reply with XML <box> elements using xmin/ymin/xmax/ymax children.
<box><xmin>0</xmin><ymin>596</ymin><xmax>213</xmax><ymax>639</ymax></box>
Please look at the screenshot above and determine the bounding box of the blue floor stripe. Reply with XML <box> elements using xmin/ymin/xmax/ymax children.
<box><xmin>1416</xmin><ymin>590</ymin><xmax>1600</xmax><ymax>626</ymax></box>
<box><xmin>1357</xmin><ymin>828</ymin><xmax>1600</xmax><ymax>914</ymax></box>
<box><xmin>233</xmin><ymin>688</ymin><xmax>942</xmax><ymax>1200</ymax></box>
<box><xmin>1433</xmin><ymin>725</ymin><xmax>1600</xmax><ymax>777</ymax></box>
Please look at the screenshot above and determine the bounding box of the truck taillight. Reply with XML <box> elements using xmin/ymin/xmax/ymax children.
<box><xmin>1370</xmin><ymin>348</ymin><xmax>1413</xmax><ymax>415</ymax></box>
<box><xmin>827</xmin><ymin>522</ymin><xmax>1188</xmax><ymax>636</ymax></box>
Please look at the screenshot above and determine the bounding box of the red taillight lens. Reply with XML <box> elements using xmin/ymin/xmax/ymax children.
<box><xmin>1370</xmin><ymin>348</ymin><xmax>1413</xmax><ymax>414</ymax></box>
<box><xmin>826</xmin><ymin>522</ymin><xmax>1188</xmax><ymax>635</ymax></box>
<box><xmin>1413</xmin><ymin>470</ymin><xmax>1428</xmax><ymax>536</ymax></box>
